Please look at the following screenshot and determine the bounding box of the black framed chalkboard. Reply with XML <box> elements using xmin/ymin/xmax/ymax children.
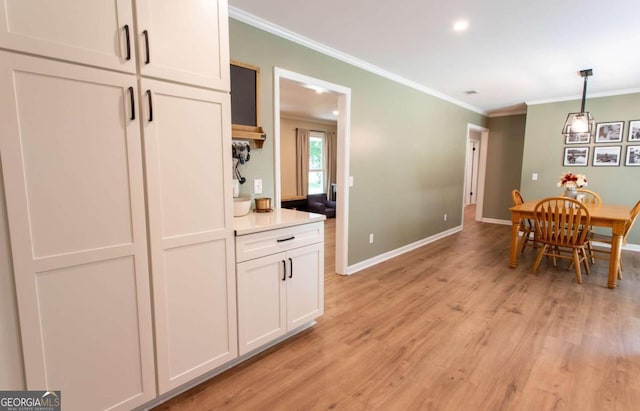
<box><xmin>230</xmin><ymin>61</ymin><xmax>260</xmax><ymax>127</ymax></box>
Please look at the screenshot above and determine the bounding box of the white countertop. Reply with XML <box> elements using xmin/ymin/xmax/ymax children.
<box><xmin>234</xmin><ymin>207</ymin><xmax>326</xmax><ymax>236</ymax></box>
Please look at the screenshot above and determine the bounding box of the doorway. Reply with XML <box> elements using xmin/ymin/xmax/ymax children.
<box><xmin>463</xmin><ymin>124</ymin><xmax>489</xmax><ymax>224</ymax></box>
<box><xmin>273</xmin><ymin>68</ymin><xmax>351</xmax><ymax>275</ymax></box>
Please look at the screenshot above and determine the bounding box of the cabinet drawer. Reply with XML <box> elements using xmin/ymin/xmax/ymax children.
<box><xmin>235</xmin><ymin>222</ymin><xmax>323</xmax><ymax>262</ymax></box>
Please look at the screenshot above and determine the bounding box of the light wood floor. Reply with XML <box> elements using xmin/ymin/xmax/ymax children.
<box><xmin>154</xmin><ymin>208</ymin><xmax>640</xmax><ymax>410</ymax></box>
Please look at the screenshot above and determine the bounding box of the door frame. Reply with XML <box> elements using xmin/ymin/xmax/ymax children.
<box><xmin>273</xmin><ymin>67</ymin><xmax>351</xmax><ymax>275</ymax></box>
<box><xmin>464</xmin><ymin>123</ymin><xmax>489</xmax><ymax>222</ymax></box>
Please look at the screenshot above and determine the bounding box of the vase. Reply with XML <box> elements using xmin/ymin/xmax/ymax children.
<box><xmin>564</xmin><ymin>187</ymin><xmax>578</xmax><ymax>199</ymax></box>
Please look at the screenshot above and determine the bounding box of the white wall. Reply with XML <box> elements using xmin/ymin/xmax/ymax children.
<box><xmin>0</xmin><ymin>159</ymin><xmax>25</xmax><ymax>389</ymax></box>
<box><xmin>279</xmin><ymin>117</ymin><xmax>337</xmax><ymax>199</ymax></box>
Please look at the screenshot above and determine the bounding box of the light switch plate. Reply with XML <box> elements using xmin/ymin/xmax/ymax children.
<box><xmin>254</xmin><ymin>178</ymin><xmax>262</xmax><ymax>194</ymax></box>
<box><xmin>532</xmin><ymin>173</ymin><xmax>538</xmax><ymax>181</ymax></box>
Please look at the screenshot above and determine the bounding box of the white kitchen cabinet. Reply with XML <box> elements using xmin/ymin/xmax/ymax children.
<box><xmin>135</xmin><ymin>0</ymin><xmax>230</xmax><ymax>90</ymax></box>
<box><xmin>236</xmin><ymin>222</ymin><xmax>324</xmax><ymax>356</ymax></box>
<box><xmin>141</xmin><ymin>79</ymin><xmax>237</xmax><ymax>394</ymax></box>
<box><xmin>0</xmin><ymin>51</ymin><xmax>155</xmax><ymax>411</ymax></box>
<box><xmin>0</xmin><ymin>0</ymin><xmax>137</xmax><ymax>73</ymax></box>
<box><xmin>0</xmin><ymin>0</ymin><xmax>236</xmax><ymax>407</ymax></box>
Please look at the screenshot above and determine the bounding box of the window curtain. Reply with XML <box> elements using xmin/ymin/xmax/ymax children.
<box><xmin>296</xmin><ymin>128</ymin><xmax>310</xmax><ymax>197</ymax></box>
<box><xmin>325</xmin><ymin>131</ymin><xmax>337</xmax><ymax>200</ymax></box>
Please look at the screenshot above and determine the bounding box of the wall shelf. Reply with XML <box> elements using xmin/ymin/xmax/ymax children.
<box><xmin>232</xmin><ymin>124</ymin><xmax>266</xmax><ymax>148</ymax></box>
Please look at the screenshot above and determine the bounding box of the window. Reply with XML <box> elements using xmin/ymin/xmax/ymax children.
<box><xmin>308</xmin><ymin>131</ymin><xmax>325</xmax><ymax>194</ymax></box>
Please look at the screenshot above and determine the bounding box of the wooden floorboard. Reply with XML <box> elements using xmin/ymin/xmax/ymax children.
<box><xmin>153</xmin><ymin>206</ymin><xmax>640</xmax><ymax>411</ymax></box>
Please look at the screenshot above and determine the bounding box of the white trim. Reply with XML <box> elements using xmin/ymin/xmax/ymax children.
<box><xmin>482</xmin><ymin>218</ymin><xmax>512</xmax><ymax>226</ymax></box>
<box><xmin>487</xmin><ymin>110</ymin><xmax>528</xmax><ymax>118</ymax></box>
<box><xmin>592</xmin><ymin>241</ymin><xmax>640</xmax><ymax>253</ymax></box>
<box><xmin>229</xmin><ymin>7</ymin><xmax>485</xmax><ymax>115</ymax></box>
<box><xmin>527</xmin><ymin>88</ymin><xmax>640</xmax><ymax>106</ymax></box>
<box><xmin>274</xmin><ymin>67</ymin><xmax>351</xmax><ymax>275</ymax></box>
<box><xmin>280</xmin><ymin>114</ymin><xmax>337</xmax><ymax>126</ymax></box>
<box><xmin>626</xmin><ymin>244</ymin><xmax>640</xmax><ymax>253</ymax></box>
<box><xmin>346</xmin><ymin>226</ymin><xmax>463</xmax><ymax>275</ymax></box>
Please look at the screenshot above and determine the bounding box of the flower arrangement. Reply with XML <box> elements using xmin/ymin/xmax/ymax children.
<box><xmin>557</xmin><ymin>171</ymin><xmax>587</xmax><ymax>189</ymax></box>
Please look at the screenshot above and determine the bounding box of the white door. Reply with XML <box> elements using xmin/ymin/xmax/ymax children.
<box><xmin>0</xmin><ymin>52</ymin><xmax>155</xmax><ymax>411</ymax></box>
<box><xmin>141</xmin><ymin>79</ymin><xmax>237</xmax><ymax>393</ymax></box>
<box><xmin>236</xmin><ymin>253</ymin><xmax>288</xmax><ymax>355</ymax></box>
<box><xmin>0</xmin><ymin>0</ymin><xmax>136</xmax><ymax>73</ymax></box>
<box><xmin>135</xmin><ymin>0</ymin><xmax>230</xmax><ymax>90</ymax></box>
<box><xmin>286</xmin><ymin>243</ymin><xmax>324</xmax><ymax>330</ymax></box>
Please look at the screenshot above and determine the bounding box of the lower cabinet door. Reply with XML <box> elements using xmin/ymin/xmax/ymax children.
<box><xmin>286</xmin><ymin>243</ymin><xmax>324</xmax><ymax>330</ymax></box>
<box><xmin>236</xmin><ymin>252</ymin><xmax>287</xmax><ymax>355</ymax></box>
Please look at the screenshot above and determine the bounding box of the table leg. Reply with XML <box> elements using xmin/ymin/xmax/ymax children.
<box><xmin>608</xmin><ymin>231</ymin><xmax>624</xmax><ymax>289</ymax></box>
<box><xmin>509</xmin><ymin>220</ymin><xmax>520</xmax><ymax>268</ymax></box>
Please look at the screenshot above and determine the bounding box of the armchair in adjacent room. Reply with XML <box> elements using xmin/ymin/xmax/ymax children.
<box><xmin>307</xmin><ymin>194</ymin><xmax>336</xmax><ymax>218</ymax></box>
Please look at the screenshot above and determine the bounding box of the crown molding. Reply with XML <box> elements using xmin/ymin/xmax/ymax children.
<box><xmin>526</xmin><ymin>87</ymin><xmax>640</xmax><ymax>106</ymax></box>
<box><xmin>487</xmin><ymin>110</ymin><xmax>528</xmax><ymax>118</ymax></box>
<box><xmin>229</xmin><ymin>7</ymin><xmax>486</xmax><ymax>116</ymax></box>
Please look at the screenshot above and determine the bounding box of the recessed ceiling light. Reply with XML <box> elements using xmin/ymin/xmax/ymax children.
<box><xmin>332</xmin><ymin>110</ymin><xmax>339</xmax><ymax>115</ymax></box>
<box><xmin>453</xmin><ymin>20</ymin><xmax>469</xmax><ymax>32</ymax></box>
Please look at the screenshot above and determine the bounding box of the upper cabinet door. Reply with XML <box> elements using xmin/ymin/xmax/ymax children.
<box><xmin>136</xmin><ymin>0</ymin><xmax>230</xmax><ymax>91</ymax></box>
<box><xmin>0</xmin><ymin>0</ymin><xmax>136</xmax><ymax>73</ymax></box>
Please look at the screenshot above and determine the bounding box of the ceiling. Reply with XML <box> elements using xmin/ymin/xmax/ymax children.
<box><xmin>280</xmin><ymin>78</ymin><xmax>339</xmax><ymax>122</ymax></box>
<box><xmin>229</xmin><ymin>0</ymin><xmax>640</xmax><ymax>116</ymax></box>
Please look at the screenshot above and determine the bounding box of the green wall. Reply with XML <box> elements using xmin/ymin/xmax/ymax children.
<box><xmin>484</xmin><ymin>114</ymin><xmax>526</xmax><ymax>220</ymax></box>
<box><xmin>521</xmin><ymin>93</ymin><xmax>640</xmax><ymax>244</ymax></box>
<box><xmin>229</xmin><ymin>20</ymin><xmax>487</xmax><ymax>266</ymax></box>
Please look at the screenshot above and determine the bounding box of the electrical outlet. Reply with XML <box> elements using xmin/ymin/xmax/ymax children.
<box><xmin>369</xmin><ymin>233</ymin><xmax>374</xmax><ymax>244</ymax></box>
<box><xmin>444</xmin><ymin>213</ymin><xmax>447</xmax><ymax>221</ymax></box>
<box><xmin>254</xmin><ymin>178</ymin><xmax>262</xmax><ymax>194</ymax></box>
<box><xmin>532</xmin><ymin>173</ymin><xmax>538</xmax><ymax>181</ymax></box>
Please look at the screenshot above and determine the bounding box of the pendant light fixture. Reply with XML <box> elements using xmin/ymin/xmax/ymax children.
<box><xmin>562</xmin><ymin>69</ymin><xmax>594</xmax><ymax>139</ymax></box>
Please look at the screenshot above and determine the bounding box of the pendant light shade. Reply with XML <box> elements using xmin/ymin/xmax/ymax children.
<box><xmin>562</xmin><ymin>69</ymin><xmax>594</xmax><ymax>139</ymax></box>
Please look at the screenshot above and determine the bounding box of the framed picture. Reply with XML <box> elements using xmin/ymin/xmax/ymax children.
<box><xmin>563</xmin><ymin>146</ymin><xmax>589</xmax><ymax>166</ymax></box>
<box><xmin>595</xmin><ymin>121</ymin><xmax>624</xmax><ymax>143</ymax></box>
<box><xmin>625</xmin><ymin>145</ymin><xmax>640</xmax><ymax>166</ymax></box>
<box><xmin>593</xmin><ymin>146</ymin><xmax>621</xmax><ymax>166</ymax></box>
<box><xmin>628</xmin><ymin>120</ymin><xmax>640</xmax><ymax>142</ymax></box>
<box><xmin>565</xmin><ymin>132</ymin><xmax>591</xmax><ymax>144</ymax></box>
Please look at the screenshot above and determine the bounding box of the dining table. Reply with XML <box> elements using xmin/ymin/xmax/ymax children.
<box><xmin>509</xmin><ymin>200</ymin><xmax>631</xmax><ymax>288</ymax></box>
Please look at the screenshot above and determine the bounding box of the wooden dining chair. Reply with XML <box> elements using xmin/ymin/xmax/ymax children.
<box><xmin>575</xmin><ymin>188</ymin><xmax>601</xmax><ymax>262</ymax></box>
<box><xmin>588</xmin><ymin>200</ymin><xmax>640</xmax><ymax>279</ymax></box>
<box><xmin>511</xmin><ymin>189</ymin><xmax>535</xmax><ymax>252</ymax></box>
<box><xmin>576</xmin><ymin>188</ymin><xmax>602</xmax><ymax>206</ymax></box>
<box><xmin>532</xmin><ymin>197</ymin><xmax>591</xmax><ymax>284</ymax></box>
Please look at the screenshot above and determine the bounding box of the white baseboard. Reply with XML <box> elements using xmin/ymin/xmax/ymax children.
<box><xmin>346</xmin><ymin>226</ymin><xmax>463</xmax><ymax>275</ymax></box>
<box><xmin>481</xmin><ymin>217</ymin><xmax>512</xmax><ymax>226</ymax></box>
<box><xmin>593</xmin><ymin>241</ymin><xmax>640</xmax><ymax>252</ymax></box>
